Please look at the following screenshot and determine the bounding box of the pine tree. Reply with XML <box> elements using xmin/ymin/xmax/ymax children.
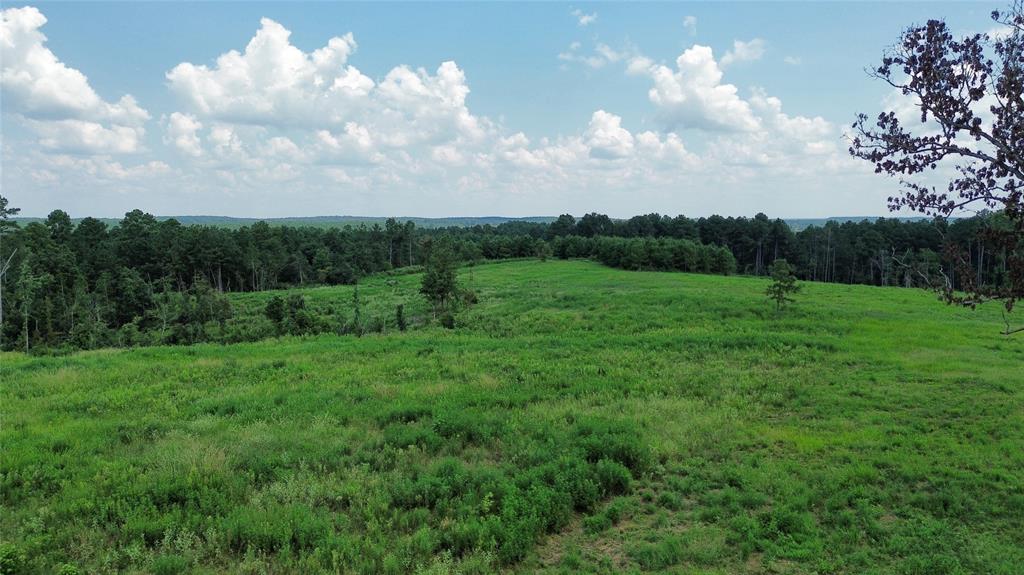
<box><xmin>396</xmin><ymin>304</ymin><xmax>407</xmax><ymax>332</ymax></box>
<box><xmin>420</xmin><ymin>244</ymin><xmax>458</xmax><ymax>315</ymax></box>
<box><xmin>766</xmin><ymin>259</ymin><xmax>801</xmax><ymax>312</ymax></box>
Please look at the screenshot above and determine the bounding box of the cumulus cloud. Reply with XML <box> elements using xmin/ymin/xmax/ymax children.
<box><xmin>165</xmin><ymin>113</ymin><xmax>203</xmax><ymax>157</ymax></box>
<box><xmin>585</xmin><ymin>110</ymin><xmax>634</xmax><ymax>159</ymax></box>
<box><xmin>166</xmin><ymin>17</ymin><xmax>490</xmax><ymax>168</ymax></box>
<box><xmin>0</xmin><ymin>5</ymin><xmax>149</xmax><ymax>153</ymax></box>
<box><xmin>720</xmin><ymin>38</ymin><xmax>765</xmax><ymax>67</ymax></box>
<box><xmin>624</xmin><ymin>43</ymin><xmax>842</xmax><ymax>173</ymax></box>
<box><xmin>31</xmin><ymin>119</ymin><xmax>143</xmax><ymax>155</ymax></box>
<box><xmin>152</xmin><ymin>17</ymin><xmax>852</xmax><ymax>213</ymax></box>
<box><xmin>631</xmin><ymin>45</ymin><xmax>761</xmax><ymax>132</ymax></box>
<box><xmin>748</xmin><ymin>88</ymin><xmax>834</xmax><ymax>155</ymax></box>
<box><xmin>48</xmin><ymin>154</ymin><xmax>170</xmax><ymax>180</ymax></box>
<box><xmin>166</xmin><ymin>18</ymin><xmax>372</xmax><ymax>127</ymax></box>
<box><xmin>3</xmin><ymin>6</ymin><xmax>873</xmax><ymax>218</ymax></box>
<box><xmin>571</xmin><ymin>9</ymin><xmax>597</xmax><ymax>27</ymax></box>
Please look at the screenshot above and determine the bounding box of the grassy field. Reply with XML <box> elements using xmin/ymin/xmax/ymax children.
<box><xmin>2</xmin><ymin>260</ymin><xmax>1022</xmax><ymax>574</ymax></box>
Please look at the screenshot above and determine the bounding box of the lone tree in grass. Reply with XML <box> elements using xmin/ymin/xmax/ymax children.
<box><xmin>766</xmin><ymin>259</ymin><xmax>801</xmax><ymax>312</ymax></box>
<box><xmin>850</xmin><ymin>2</ymin><xmax>1024</xmax><ymax>333</ymax></box>
<box><xmin>420</xmin><ymin>243</ymin><xmax>458</xmax><ymax>316</ymax></box>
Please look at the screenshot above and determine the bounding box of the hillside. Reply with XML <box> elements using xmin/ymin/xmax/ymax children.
<box><xmin>2</xmin><ymin>260</ymin><xmax>1022</xmax><ymax>574</ymax></box>
<box><xmin>11</xmin><ymin>214</ymin><xmax>934</xmax><ymax>232</ymax></box>
<box><xmin>10</xmin><ymin>215</ymin><xmax>557</xmax><ymax>229</ymax></box>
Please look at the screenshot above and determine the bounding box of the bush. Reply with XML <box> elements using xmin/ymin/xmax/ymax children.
<box><xmin>628</xmin><ymin>536</ymin><xmax>685</xmax><ymax>570</ymax></box>
<box><xmin>0</xmin><ymin>544</ymin><xmax>26</xmax><ymax>575</ymax></box>
<box><xmin>151</xmin><ymin>555</ymin><xmax>188</xmax><ymax>575</ymax></box>
<box><xmin>440</xmin><ymin>312</ymin><xmax>455</xmax><ymax>329</ymax></box>
<box><xmin>582</xmin><ymin>512</ymin><xmax>613</xmax><ymax>534</ymax></box>
<box><xmin>594</xmin><ymin>459</ymin><xmax>633</xmax><ymax>497</ymax></box>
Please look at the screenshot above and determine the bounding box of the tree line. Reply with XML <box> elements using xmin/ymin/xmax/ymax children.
<box><xmin>0</xmin><ymin>194</ymin><xmax>1014</xmax><ymax>351</ymax></box>
<box><xmin>539</xmin><ymin>212</ymin><xmax>1010</xmax><ymax>291</ymax></box>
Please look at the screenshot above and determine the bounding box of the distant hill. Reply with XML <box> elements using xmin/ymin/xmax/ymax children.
<box><xmin>11</xmin><ymin>213</ymin><xmax>940</xmax><ymax>231</ymax></box>
<box><xmin>783</xmin><ymin>216</ymin><xmax>935</xmax><ymax>231</ymax></box>
<box><xmin>11</xmin><ymin>215</ymin><xmax>558</xmax><ymax>229</ymax></box>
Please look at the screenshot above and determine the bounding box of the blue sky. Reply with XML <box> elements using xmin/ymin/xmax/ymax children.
<box><xmin>0</xmin><ymin>2</ymin><xmax>1004</xmax><ymax>218</ymax></box>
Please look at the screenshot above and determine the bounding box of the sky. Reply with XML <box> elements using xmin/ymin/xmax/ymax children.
<box><xmin>0</xmin><ymin>1</ymin><xmax>1007</xmax><ymax>219</ymax></box>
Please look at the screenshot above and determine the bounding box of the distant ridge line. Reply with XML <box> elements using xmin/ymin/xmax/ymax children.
<box><xmin>10</xmin><ymin>213</ymin><xmax>942</xmax><ymax>230</ymax></box>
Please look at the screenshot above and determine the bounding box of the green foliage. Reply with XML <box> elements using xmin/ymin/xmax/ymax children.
<box><xmin>264</xmin><ymin>295</ymin><xmax>286</xmax><ymax>325</ymax></box>
<box><xmin>2</xmin><ymin>261</ymin><xmax>1022</xmax><ymax>574</ymax></box>
<box><xmin>766</xmin><ymin>258</ymin><xmax>801</xmax><ymax>311</ymax></box>
<box><xmin>552</xmin><ymin>236</ymin><xmax>737</xmax><ymax>275</ymax></box>
<box><xmin>396</xmin><ymin>304</ymin><xmax>407</xmax><ymax>332</ymax></box>
<box><xmin>150</xmin><ymin>555</ymin><xmax>187</xmax><ymax>575</ymax></box>
<box><xmin>439</xmin><ymin>311</ymin><xmax>456</xmax><ymax>329</ymax></box>
<box><xmin>0</xmin><ymin>543</ymin><xmax>26</xmax><ymax>575</ymax></box>
<box><xmin>421</xmin><ymin>244</ymin><xmax>459</xmax><ymax>313</ymax></box>
<box><xmin>350</xmin><ymin>285</ymin><xmax>363</xmax><ymax>335</ymax></box>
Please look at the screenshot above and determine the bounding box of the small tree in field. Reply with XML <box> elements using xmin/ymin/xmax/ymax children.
<box><xmin>395</xmin><ymin>304</ymin><xmax>407</xmax><ymax>332</ymax></box>
<box><xmin>766</xmin><ymin>259</ymin><xmax>801</xmax><ymax>311</ymax></box>
<box><xmin>421</xmin><ymin>243</ymin><xmax>458</xmax><ymax>316</ymax></box>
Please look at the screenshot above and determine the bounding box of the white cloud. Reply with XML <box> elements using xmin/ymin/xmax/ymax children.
<box><xmin>748</xmin><ymin>88</ymin><xmax>834</xmax><ymax>155</ymax></box>
<box><xmin>152</xmin><ymin>18</ymin><xmax>853</xmax><ymax>214</ymax></box>
<box><xmin>634</xmin><ymin>45</ymin><xmax>761</xmax><ymax>132</ymax></box>
<box><xmin>163</xmin><ymin>16</ymin><xmax>499</xmax><ymax>185</ymax></box>
<box><xmin>571</xmin><ymin>9</ymin><xmax>597</xmax><ymax>27</ymax></box>
<box><xmin>559</xmin><ymin>41</ymin><xmax>632</xmax><ymax>70</ymax></box>
<box><xmin>165</xmin><ymin>113</ymin><xmax>203</xmax><ymax>157</ymax></box>
<box><xmin>48</xmin><ymin>154</ymin><xmax>170</xmax><ymax>180</ymax></box>
<box><xmin>988</xmin><ymin>25</ymin><xmax>1014</xmax><ymax>40</ymax></box>
<box><xmin>720</xmin><ymin>38</ymin><xmax>765</xmax><ymax>67</ymax></box>
<box><xmin>626</xmin><ymin>43</ymin><xmax>844</xmax><ymax>174</ymax></box>
<box><xmin>683</xmin><ymin>16</ymin><xmax>697</xmax><ymax>36</ymax></box>
<box><xmin>0</xmin><ymin>6</ymin><xmax>149</xmax><ymax>153</ymax></box>
<box><xmin>585</xmin><ymin>110</ymin><xmax>634</xmax><ymax>159</ymax></box>
<box><xmin>166</xmin><ymin>18</ymin><xmax>372</xmax><ymax>127</ymax></box>
<box><xmin>559</xmin><ymin>42</ymin><xmax>609</xmax><ymax>68</ymax></box>
<box><xmin>2</xmin><ymin>6</ymin><xmax>877</xmax><ymax>218</ymax></box>
<box><xmin>595</xmin><ymin>43</ymin><xmax>627</xmax><ymax>64</ymax></box>
<box><xmin>636</xmin><ymin>131</ymin><xmax>698</xmax><ymax>168</ymax></box>
<box><xmin>31</xmin><ymin>119</ymin><xmax>143</xmax><ymax>155</ymax></box>
<box><xmin>167</xmin><ymin>18</ymin><xmax>488</xmax><ymax>155</ymax></box>
<box><xmin>783</xmin><ymin>56</ymin><xmax>802</xmax><ymax>66</ymax></box>
<box><xmin>626</xmin><ymin>56</ymin><xmax>654</xmax><ymax>76</ymax></box>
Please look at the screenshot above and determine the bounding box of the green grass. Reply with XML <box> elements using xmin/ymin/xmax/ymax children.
<box><xmin>2</xmin><ymin>260</ymin><xmax>1022</xmax><ymax>574</ymax></box>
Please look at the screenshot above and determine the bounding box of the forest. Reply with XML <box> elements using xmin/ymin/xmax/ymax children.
<box><xmin>0</xmin><ymin>195</ymin><xmax>1013</xmax><ymax>352</ymax></box>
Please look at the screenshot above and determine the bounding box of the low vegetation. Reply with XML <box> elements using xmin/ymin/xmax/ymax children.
<box><xmin>2</xmin><ymin>195</ymin><xmax>1019</xmax><ymax>352</ymax></box>
<box><xmin>2</xmin><ymin>260</ymin><xmax>1021</xmax><ymax>574</ymax></box>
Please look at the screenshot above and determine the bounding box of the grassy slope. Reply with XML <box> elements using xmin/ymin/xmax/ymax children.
<box><xmin>2</xmin><ymin>260</ymin><xmax>1022</xmax><ymax>574</ymax></box>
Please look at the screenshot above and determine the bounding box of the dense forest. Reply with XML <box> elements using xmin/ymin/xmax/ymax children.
<box><xmin>0</xmin><ymin>195</ymin><xmax>1011</xmax><ymax>352</ymax></box>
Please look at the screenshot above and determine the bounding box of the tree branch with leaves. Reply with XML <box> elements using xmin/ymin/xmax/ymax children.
<box><xmin>850</xmin><ymin>2</ymin><xmax>1024</xmax><ymax>333</ymax></box>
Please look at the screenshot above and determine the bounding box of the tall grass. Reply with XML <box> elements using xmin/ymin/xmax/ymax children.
<box><xmin>2</xmin><ymin>260</ymin><xmax>1021</xmax><ymax>574</ymax></box>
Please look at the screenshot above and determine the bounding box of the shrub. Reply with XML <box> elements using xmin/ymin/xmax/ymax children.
<box><xmin>151</xmin><ymin>555</ymin><xmax>188</xmax><ymax>575</ymax></box>
<box><xmin>594</xmin><ymin>459</ymin><xmax>633</xmax><ymax>497</ymax></box>
<box><xmin>628</xmin><ymin>536</ymin><xmax>685</xmax><ymax>570</ymax></box>
<box><xmin>440</xmin><ymin>311</ymin><xmax>455</xmax><ymax>329</ymax></box>
<box><xmin>396</xmin><ymin>304</ymin><xmax>407</xmax><ymax>332</ymax></box>
<box><xmin>583</xmin><ymin>512</ymin><xmax>613</xmax><ymax>534</ymax></box>
<box><xmin>0</xmin><ymin>544</ymin><xmax>26</xmax><ymax>575</ymax></box>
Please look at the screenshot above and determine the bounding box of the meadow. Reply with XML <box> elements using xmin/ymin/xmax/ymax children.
<box><xmin>1</xmin><ymin>260</ymin><xmax>1022</xmax><ymax>574</ymax></box>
